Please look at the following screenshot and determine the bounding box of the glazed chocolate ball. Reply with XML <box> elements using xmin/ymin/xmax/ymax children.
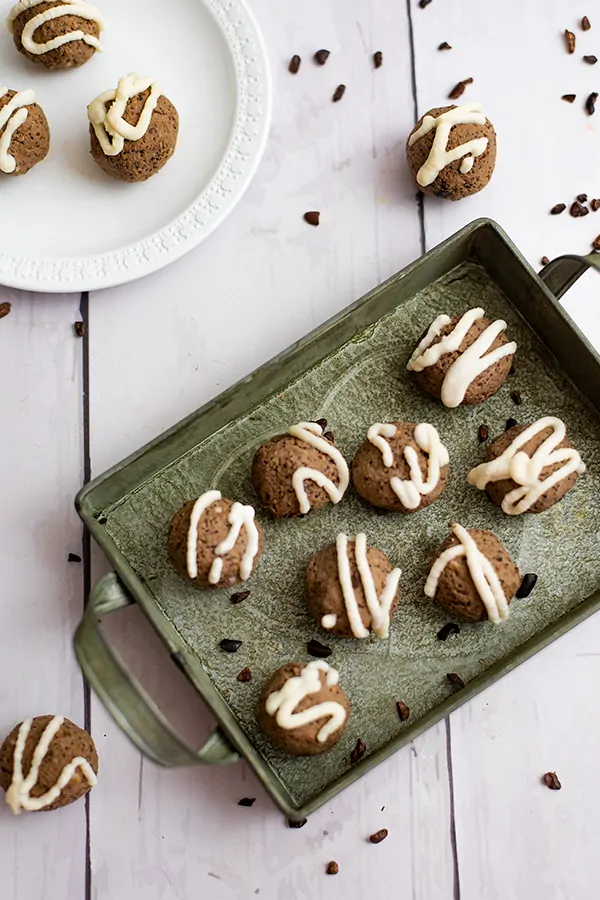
<box><xmin>0</xmin><ymin>88</ymin><xmax>50</xmax><ymax>177</ymax></box>
<box><xmin>8</xmin><ymin>0</ymin><xmax>104</xmax><ymax>70</ymax></box>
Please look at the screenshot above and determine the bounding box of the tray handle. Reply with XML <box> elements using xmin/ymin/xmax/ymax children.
<box><xmin>539</xmin><ymin>252</ymin><xmax>600</xmax><ymax>299</ymax></box>
<box><xmin>74</xmin><ymin>573</ymin><xmax>239</xmax><ymax>767</ymax></box>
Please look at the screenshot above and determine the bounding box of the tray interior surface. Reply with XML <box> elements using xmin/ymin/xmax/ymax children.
<box><xmin>98</xmin><ymin>260</ymin><xmax>600</xmax><ymax>809</ymax></box>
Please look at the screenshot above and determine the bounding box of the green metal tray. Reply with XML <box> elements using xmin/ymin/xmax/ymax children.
<box><xmin>74</xmin><ymin>219</ymin><xmax>600</xmax><ymax>821</ymax></box>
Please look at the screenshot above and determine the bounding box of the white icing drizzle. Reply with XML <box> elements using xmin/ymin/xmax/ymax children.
<box><xmin>265</xmin><ymin>661</ymin><xmax>347</xmax><ymax>743</ymax></box>
<box><xmin>288</xmin><ymin>422</ymin><xmax>349</xmax><ymax>514</ymax></box>
<box><xmin>467</xmin><ymin>416</ymin><xmax>586</xmax><ymax>515</ymax></box>
<box><xmin>336</xmin><ymin>533</ymin><xmax>401</xmax><ymax>639</ymax></box>
<box><xmin>408</xmin><ymin>101</ymin><xmax>489</xmax><ymax>187</ymax></box>
<box><xmin>321</xmin><ymin>613</ymin><xmax>338</xmax><ymax>629</ymax></box>
<box><xmin>367</xmin><ymin>422</ymin><xmax>449</xmax><ymax>510</ymax></box>
<box><xmin>406</xmin><ymin>307</ymin><xmax>517</xmax><ymax>408</ymax></box>
<box><xmin>88</xmin><ymin>73</ymin><xmax>162</xmax><ymax>158</ymax></box>
<box><xmin>424</xmin><ymin>523</ymin><xmax>510</xmax><ymax>625</ymax></box>
<box><xmin>0</xmin><ymin>86</ymin><xmax>36</xmax><ymax>174</ymax></box>
<box><xmin>5</xmin><ymin>717</ymin><xmax>97</xmax><ymax>815</ymax></box>
<box><xmin>7</xmin><ymin>0</ymin><xmax>104</xmax><ymax>56</ymax></box>
<box><xmin>186</xmin><ymin>490</ymin><xmax>260</xmax><ymax>585</ymax></box>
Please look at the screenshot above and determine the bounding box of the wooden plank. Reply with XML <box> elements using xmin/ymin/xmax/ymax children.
<box><xmin>0</xmin><ymin>289</ymin><xmax>86</xmax><ymax>897</ymax></box>
<box><xmin>85</xmin><ymin>1</ymin><xmax>455</xmax><ymax>897</ymax></box>
<box><xmin>410</xmin><ymin>2</ymin><xmax>600</xmax><ymax>897</ymax></box>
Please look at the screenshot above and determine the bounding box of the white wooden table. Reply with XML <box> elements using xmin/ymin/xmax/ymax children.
<box><xmin>2</xmin><ymin>1</ymin><xmax>600</xmax><ymax>898</ymax></box>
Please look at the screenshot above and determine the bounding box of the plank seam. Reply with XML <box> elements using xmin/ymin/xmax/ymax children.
<box><xmin>405</xmin><ymin>0</ymin><xmax>426</xmax><ymax>255</ymax></box>
<box><xmin>80</xmin><ymin>290</ymin><xmax>92</xmax><ymax>900</ymax></box>
<box><xmin>445</xmin><ymin>716</ymin><xmax>461</xmax><ymax>900</ymax></box>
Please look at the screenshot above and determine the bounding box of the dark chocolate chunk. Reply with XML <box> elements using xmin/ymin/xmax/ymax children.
<box><xmin>550</xmin><ymin>203</ymin><xmax>566</xmax><ymax>214</ymax></box>
<box><xmin>505</xmin><ymin>417</ymin><xmax>518</xmax><ymax>430</ymax></box>
<box><xmin>74</xmin><ymin>321</ymin><xmax>85</xmax><ymax>338</ymax></box>
<box><xmin>237</xmin><ymin>667</ymin><xmax>252</xmax><ymax>682</ymax></box>
<box><xmin>447</xmin><ymin>672</ymin><xmax>465</xmax><ymax>688</ymax></box>
<box><xmin>314</xmin><ymin>49</ymin><xmax>330</xmax><ymax>65</ymax></box>
<box><xmin>0</xmin><ymin>302</ymin><xmax>11</xmax><ymax>320</ymax></box>
<box><xmin>541</xmin><ymin>256</ymin><xmax>550</xmax><ymax>266</ymax></box>
<box><xmin>350</xmin><ymin>738</ymin><xmax>367</xmax><ymax>765</ymax></box>
<box><xmin>543</xmin><ymin>772</ymin><xmax>562</xmax><ymax>790</ymax></box>
<box><xmin>289</xmin><ymin>55</ymin><xmax>301</xmax><ymax>74</ymax></box>
<box><xmin>438</xmin><ymin>41</ymin><xmax>452</xmax><ymax>50</ymax></box>
<box><xmin>562</xmin><ymin>94</ymin><xmax>576</xmax><ymax>102</ymax></box>
<box><xmin>511</xmin><ymin>390</ymin><xmax>523</xmax><ymax>405</ymax></box>
<box><xmin>437</xmin><ymin>622</ymin><xmax>460</xmax><ymax>641</ymax></box>
<box><xmin>396</xmin><ymin>700</ymin><xmax>410</xmax><ymax>722</ymax></box>
<box><xmin>565</xmin><ymin>29</ymin><xmax>576</xmax><ymax>53</ymax></box>
<box><xmin>591</xmin><ymin>199</ymin><xmax>600</xmax><ymax>211</ymax></box>
<box><xmin>448</xmin><ymin>77</ymin><xmax>473</xmax><ymax>100</ymax></box>
<box><xmin>237</xmin><ymin>797</ymin><xmax>256</xmax><ymax>807</ymax></box>
<box><xmin>220</xmin><ymin>639</ymin><xmax>243</xmax><ymax>653</ymax></box>
<box><xmin>326</xmin><ymin>861</ymin><xmax>339</xmax><ymax>875</ymax></box>
<box><xmin>570</xmin><ymin>200</ymin><xmax>589</xmax><ymax>217</ymax></box>
<box><xmin>516</xmin><ymin>573</ymin><xmax>538</xmax><ymax>598</ymax></box>
<box><xmin>68</xmin><ymin>553</ymin><xmax>82</xmax><ymax>562</ymax></box>
<box><xmin>584</xmin><ymin>55</ymin><xmax>597</xmax><ymax>64</ymax></box>
<box><xmin>369</xmin><ymin>828</ymin><xmax>389</xmax><ymax>843</ymax></box>
<box><xmin>231</xmin><ymin>590</ymin><xmax>250</xmax><ymax>604</ymax></box>
<box><xmin>478</xmin><ymin>424</ymin><xmax>489</xmax><ymax>443</ymax></box>
<box><xmin>577</xmin><ymin>193</ymin><xmax>589</xmax><ymax>202</ymax></box>
<box><xmin>593</xmin><ymin>235</ymin><xmax>600</xmax><ymax>251</ymax></box>
<box><xmin>373</xmin><ymin>50</ymin><xmax>383</xmax><ymax>68</ymax></box>
<box><xmin>307</xmin><ymin>639</ymin><xmax>332</xmax><ymax>658</ymax></box>
<box><xmin>304</xmin><ymin>211</ymin><xmax>320</xmax><ymax>226</ymax></box>
<box><xmin>582</xmin><ymin>16</ymin><xmax>591</xmax><ymax>31</ymax></box>
<box><xmin>315</xmin><ymin>418</ymin><xmax>328</xmax><ymax>430</ymax></box>
<box><xmin>332</xmin><ymin>84</ymin><xmax>346</xmax><ymax>102</ymax></box>
<box><xmin>419</xmin><ymin>0</ymin><xmax>432</xmax><ymax>7</ymax></box>
<box><xmin>288</xmin><ymin>817</ymin><xmax>308</xmax><ymax>828</ymax></box>
<box><xmin>586</xmin><ymin>91</ymin><xmax>598</xmax><ymax>115</ymax></box>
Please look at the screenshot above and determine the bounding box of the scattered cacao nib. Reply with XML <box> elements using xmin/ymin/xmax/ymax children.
<box><xmin>0</xmin><ymin>301</ymin><xmax>11</xmax><ymax>320</ymax></box>
<box><xmin>396</xmin><ymin>700</ymin><xmax>410</xmax><ymax>722</ymax></box>
<box><xmin>307</xmin><ymin>639</ymin><xmax>332</xmax><ymax>658</ymax></box>
<box><xmin>509</xmin><ymin>360</ymin><xmax>516</xmax><ymax>376</ymax></box>
<box><xmin>593</xmin><ymin>235</ymin><xmax>600</xmax><ymax>251</ymax></box>
<box><xmin>314</xmin><ymin>49</ymin><xmax>330</xmax><ymax>65</ymax></box>
<box><xmin>561</xmin><ymin>94</ymin><xmax>576</xmax><ymax>103</ymax></box>
<box><xmin>332</xmin><ymin>84</ymin><xmax>346</xmax><ymax>102</ymax></box>
<box><xmin>592</xmin><ymin>199</ymin><xmax>600</xmax><ymax>211</ymax></box>
<box><xmin>582</xmin><ymin>16</ymin><xmax>591</xmax><ymax>31</ymax></box>
<box><xmin>68</xmin><ymin>553</ymin><xmax>82</xmax><ymax>562</ymax></box>
<box><xmin>438</xmin><ymin>41</ymin><xmax>452</xmax><ymax>50</ymax></box>
<box><xmin>288</xmin><ymin>817</ymin><xmax>307</xmax><ymax>828</ymax></box>
<box><xmin>584</xmin><ymin>55</ymin><xmax>598</xmax><ymax>64</ymax></box>
<box><xmin>326</xmin><ymin>861</ymin><xmax>339</xmax><ymax>875</ymax></box>
<box><xmin>511</xmin><ymin>390</ymin><xmax>523</xmax><ymax>405</ymax></box>
<box><xmin>74</xmin><ymin>321</ymin><xmax>85</xmax><ymax>338</ymax></box>
<box><xmin>237</xmin><ymin>667</ymin><xmax>252</xmax><ymax>682</ymax></box>
<box><xmin>304</xmin><ymin>211</ymin><xmax>320</xmax><ymax>226</ymax></box>
<box><xmin>448</xmin><ymin>77</ymin><xmax>473</xmax><ymax>100</ymax></box>
<box><xmin>419</xmin><ymin>0</ymin><xmax>432</xmax><ymax>6</ymax></box>
<box><xmin>324</xmin><ymin>431</ymin><xmax>335</xmax><ymax>442</ymax></box>
<box><xmin>369</xmin><ymin>828</ymin><xmax>389</xmax><ymax>844</ymax></box>
<box><xmin>447</xmin><ymin>672</ymin><xmax>465</xmax><ymax>688</ymax></box>
<box><xmin>550</xmin><ymin>203</ymin><xmax>566</xmax><ymax>215</ymax></box>
<box><xmin>516</xmin><ymin>573</ymin><xmax>538</xmax><ymax>598</ymax></box>
<box><xmin>350</xmin><ymin>738</ymin><xmax>367</xmax><ymax>765</ymax></box>
<box><xmin>543</xmin><ymin>772</ymin><xmax>562</xmax><ymax>790</ymax></box>
<box><xmin>565</xmin><ymin>29</ymin><xmax>576</xmax><ymax>53</ymax></box>
<box><xmin>541</xmin><ymin>256</ymin><xmax>550</xmax><ymax>266</ymax></box>
<box><xmin>478</xmin><ymin>424</ymin><xmax>489</xmax><ymax>443</ymax></box>
<box><xmin>570</xmin><ymin>200</ymin><xmax>589</xmax><ymax>217</ymax></box>
<box><xmin>373</xmin><ymin>50</ymin><xmax>383</xmax><ymax>68</ymax></box>
<box><xmin>437</xmin><ymin>622</ymin><xmax>460</xmax><ymax>641</ymax></box>
<box><xmin>220</xmin><ymin>639</ymin><xmax>243</xmax><ymax>653</ymax></box>
<box><xmin>289</xmin><ymin>55</ymin><xmax>301</xmax><ymax>74</ymax></box>
<box><xmin>315</xmin><ymin>418</ymin><xmax>328</xmax><ymax>430</ymax></box>
<box><xmin>506</xmin><ymin>417</ymin><xmax>518</xmax><ymax>431</ymax></box>
<box><xmin>237</xmin><ymin>797</ymin><xmax>256</xmax><ymax>807</ymax></box>
<box><xmin>586</xmin><ymin>91</ymin><xmax>598</xmax><ymax>115</ymax></box>
<box><xmin>231</xmin><ymin>590</ymin><xmax>250</xmax><ymax>604</ymax></box>
<box><xmin>577</xmin><ymin>193</ymin><xmax>589</xmax><ymax>202</ymax></box>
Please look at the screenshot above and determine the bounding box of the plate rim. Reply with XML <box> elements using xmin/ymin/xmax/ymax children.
<box><xmin>0</xmin><ymin>0</ymin><xmax>272</xmax><ymax>294</ymax></box>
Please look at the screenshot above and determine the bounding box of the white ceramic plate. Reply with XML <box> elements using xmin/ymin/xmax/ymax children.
<box><xmin>0</xmin><ymin>0</ymin><xmax>271</xmax><ymax>292</ymax></box>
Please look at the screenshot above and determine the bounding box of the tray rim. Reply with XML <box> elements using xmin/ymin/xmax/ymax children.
<box><xmin>76</xmin><ymin>218</ymin><xmax>600</xmax><ymax>818</ymax></box>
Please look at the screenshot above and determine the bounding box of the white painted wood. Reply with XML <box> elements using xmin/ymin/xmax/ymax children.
<box><xmin>0</xmin><ymin>289</ymin><xmax>86</xmax><ymax>897</ymax></box>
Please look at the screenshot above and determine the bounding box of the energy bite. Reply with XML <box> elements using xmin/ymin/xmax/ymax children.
<box><xmin>88</xmin><ymin>73</ymin><xmax>179</xmax><ymax>182</ymax></box>
<box><xmin>468</xmin><ymin>417</ymin><xmax>586</xmax><ymax>514</ymax></box>
<box><xmin>251</xmin><ymin>421</ymin><xmax>349</xmax><ymax>518</ymax></box>
<box><xmin>256</xmin><ymin>661</ymin><xmax>349</xmax><ymax>755</ymax></box>
<box><xmin>0</xmin><ymin>87</ymin><xmax>50</xmax><ymax>176</ymax></box>
<box><xmin>168</xmin><ymin>490</ymin><xmax>264</xmax><ymax>589</ymax></box>
<box><xmin>406</xmin><ymin>101</ymin><xmax>496</xmax><ymax>200</ymax></box>
<box><xmin>406</xmin><ymin>307</ymin><xmax>517</xmax><ymax>408</ymax></box>
<box><xmin>352</xmin><ymin>422</ymin><xmax>449</xmax><ymax>512</ymax></box>
<box><xmin>0</xmin><ymin>716</ymin><xmax>98</xmax><ymax>814</ymax></box>
<box><xmin>306</xmin><ymin>533</ymin><xmax>401</xmax><ymax>639</ymax></box>
<box><xmin>7</xmin><ymin>0</ymin><xmax>104</xmax><ymax>70</ymax></box>
<box><xmin>425</xmin><ymin>523</ymin><xmax>520</xmax><ymax>624</ymax></box>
